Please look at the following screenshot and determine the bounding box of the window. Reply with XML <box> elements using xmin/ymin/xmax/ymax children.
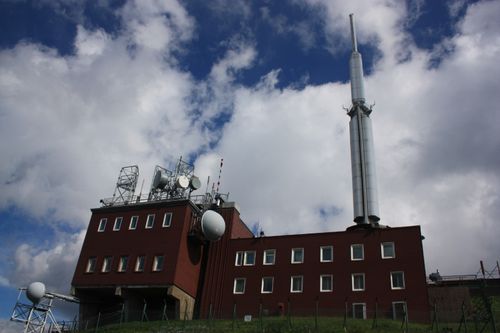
<box><xmin>233</xmin><ymin>278</ymin><xmax>246</xmax><ymax>294</ymax></box>
<box><xmin>129</xmin><ymin>216</ymin><xmax>138</xmax><ymax>230</ymax></box>
<box><xmin>162</xmin><ymin>212</ymin><xmax>172</xmax><ymax>227</ymax></box>
<box><xmin>243</xmin><ymin>251</ymin><xmax>256</xmax><ymax>266</ymax></box>
<box><xmin>290</xmin><ymin>276</ymin><xmax>303</xmax><ymax>293</ymax></box>
<box><xmin>381</xmin><ymin>242</ymin><xmax>395</xmax><ymax>259</ymax></box>
<box><xmin>392</xmin><ymin>302</ymin><xmax>407</xmax><ymax>320</ymax></box>
<box><xmin>153</xmin><ymin>255</ymin><xmax>164</xmax><ymax>271</ymax></box>
<box><xmin>135</xmin><ymin>256</ymin><xmax>145</xmax><ymax>272</ymax></box>
<box><xmin>98</xmin><ymin>218</ymin><xmax>107</xmax><ymax>232</ymax></box>
<box><xmin>352</xmin><ymin>273</ymin><xmax>365</xmax><ymax>291</ymax></box>
<box><xmin>291</xmin><ymin>248</ymin><xmax>304</xmax><ymax>264</ymax></box>
<box><xmin>102</xmin><ymin>256</ymin><xmax>112</xmax><ymax>273</ymax></box>
<box><xmin>235</xmin><ymin>251</ymin><xmax>243</xmax><ymax>266</ymax></box>
<box><xmin>352</xmin><ymin>303</ymin><xmax>367</xmax><ymax>319</ymax></box>
<box><xmin>145</xmin><ymin>214</ymin><xmax>155</xmax><ymax>229</ymax></box>
<box><xmin>261</xmin><ymin>277</ymin><xmax>274</xmax><ymax>293</ymax></box>
<box><xmin>86</xmin><ymin>257</ymin><xmax>96</xmax><ymax>273</ymax></box>
<box><xmin>320</xmin><ymin>246</ymin><xmax>333</xmax><ymax>262</ymax></box>
<box><xmin>263</xmin><ymin>249</ymin><xmax>276</xmax><ymax>265</ymax></box>
<box><xmin>118</xmin><ymin>256</ymin><xmax>128</xmax><ymax>272</ymax></box>
<box><xmin>320</xmin><ymin>275</ymin><xmax>333</xmax><ymax>292</ymax></box>
<box><xmin>351</xmin><ymin>244</ymin><xmax>364</xmax><ymax>261</ymax></box>
<box><xmin>113</xmin><ymin>217</ymin><xmax>123</xmax><ymax>231</ymax></box>
<box><xmin>391</xmin><ymin>272</ymin><xmax>405</xmax><ymax>289</ymax></box>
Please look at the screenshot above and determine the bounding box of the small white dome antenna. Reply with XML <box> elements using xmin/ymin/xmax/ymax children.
<box><xmin>10</xmin><ymin>281</ymin><xmax>79</xmax><ymax>333</ymax></box>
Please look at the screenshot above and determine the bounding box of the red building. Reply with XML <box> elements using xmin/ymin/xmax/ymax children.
<box><xmin>71</xmin><ymin>197</ymin><xmax>430</xmax><ymax>323</ymax></box>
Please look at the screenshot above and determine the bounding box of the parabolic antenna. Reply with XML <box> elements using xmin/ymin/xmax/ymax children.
<box><xmin>176</xmin><ymin>175</ymin><xmax>189</xmax><ymax>189</ymax></box>
<box><xmin>189</xmin><ymin>176</ymin><xmax>202</xmax><ymax>190</ymax></box>
<box><xmin>26</xmin><ymin>282</ymin><xmax>46</xmax><ymax>304</ymax></box>
<box><xmin>152</xmin><ymin>170</ymin><xmax>170</xmax><ymax>190</ymax></box>
<box><xmin>200</xmin><ymin>210</ymin><xmax>226</xmax><ymax>241</ymax></box>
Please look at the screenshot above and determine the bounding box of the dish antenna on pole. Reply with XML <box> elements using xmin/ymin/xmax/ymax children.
<box><xmin>11</xmin><ymin>281</ymin><xmax>79</xmax><ymax>333</ymax></box>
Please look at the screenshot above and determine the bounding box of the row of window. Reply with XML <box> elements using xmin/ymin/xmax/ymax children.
<box><xmin>97</xmin><ymin>213</ymin><xmax>172</xmax><ymax>232</ymax></box>
<box><xmin>352</xmin><ymin>302</ymin><xmax>408</xmax><ymax>320</ymax></box>
<box><xmin>85</xmin><ymin>255</ymin><xmax>165</xmax><ymax>273</ymax></box>
<box><xmin>235</xmin><ymin>242</ymin><xmax>395</xmax><ymax>266</ymax></box>
<box><xmin>233</xmin><ymin>271</ymin><xmax>405</xmax><ymax>294</ymax></box>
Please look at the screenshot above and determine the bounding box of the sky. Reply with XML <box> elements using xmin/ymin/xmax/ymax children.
<box><xmin>1</xmin><ymin>0</ymin><xmax>500</xmax><ymax>328</ymax></box>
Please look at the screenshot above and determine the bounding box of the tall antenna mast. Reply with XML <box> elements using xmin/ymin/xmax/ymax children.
<box><xmin>347</xmin><ymin>14</ymin><xmax>380</xmax><ymax>226</ymax></box>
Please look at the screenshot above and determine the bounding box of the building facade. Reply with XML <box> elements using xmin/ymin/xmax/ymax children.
<box><xmin>72</xmin><ymin>198</ymin><xmax>430</xmax><ymax>323</ymax></box>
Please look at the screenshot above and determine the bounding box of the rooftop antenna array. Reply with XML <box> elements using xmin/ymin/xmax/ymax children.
<box><xmin>11</xmin><ymin>282</ymin><xmax>79</xmax><ymax>333</ymax></box>
<box><xmin>149</xmin><ymin>157</ymin><xmax>202</xmax><ymax>201</ymax></box>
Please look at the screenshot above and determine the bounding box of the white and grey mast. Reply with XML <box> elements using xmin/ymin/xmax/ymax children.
<box><xmin>347</xmin><ymin>14</ymin><xmax>380</xmax><ymax>226</ymax></box>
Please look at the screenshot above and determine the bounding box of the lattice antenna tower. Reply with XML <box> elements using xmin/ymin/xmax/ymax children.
<box><xmin>112</xmin><ymin>165</ymin><xmax>139</xmax><ymax>204</ymax></box>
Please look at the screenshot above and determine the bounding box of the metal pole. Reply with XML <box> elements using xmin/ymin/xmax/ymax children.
<box><xmin>232</xmin><ymin>303</ymin><xmax>236</xmax><ymax>333</ymax></box>
<box><xmin>259</xmin><ymin>302</ymin><xmax>263</xmax><ymax>333</ymax></box>
<box><xmin>315</xmin><ymin>297</ymin><xmax>319</xmax><ymax>332</ymax></box>
<box><xmin>287</xmin><ymin>298</ymin><xmax>291</xmax><ymax>329</ymax></box>
<box><xmin>94</xmin><ymin>312</ymin><xmax>101</xmax><ymax>333</ymax></box>
<box><xmin>372</xmin><ymin>299</ymin><xmax>378</xmax><ymax>328</ymax></box>
<box><xmin>343</xmin><ymin>299</ymin><xmax>348</xmax><ymax>329</ymax></box>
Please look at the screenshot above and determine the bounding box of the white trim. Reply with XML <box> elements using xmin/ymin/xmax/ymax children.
<box><xmin>162</xmin><ymin>212</ymin><xmax>172</xmax><ymax>227</ymax></box>
<box><xmin>101</xmin><ymin>256</ymin><xmax>112</xmax><ymax>273</ymax></box>
<box><xmin>320</xmin><ymin>246</ymin><xmax>333</xmax><ymax>262</ymax></box>
<box><xmin>243</xmin><ymin>251</ymin><xmax>256</xmax><ymax>266</ymax></box>
<box><xmin>135</xmin><ymin>256</ymin><xmax>145</xmax><ymax>272</ymax></box>
<box><xmin>129</xmin><ymin>216</ymin><xmax>138</xmax><ymax>230</ymax></box>
<box><xmin>233</xmin><ymin>278</ymin><xmax>246</xmax><ymax>294</ymax></box>
<box><xmin>235</xmin><ymin>251</ymin><xmax>243</xmax><ymax>266</ymax></box>
<box><xmin>261</xmin><ymin>277</ymin><xmax>274</xmax><ymax>294</ymax></box>
<box><xmin>392</xmin><ymin>301</ymin><xmax>408</xmax><ymax>320</ymax></box>
<box><xmin>86</xmin><ymin>257</ymin><xmax>96</xmax><ymax>273</ymax></box>
<box><xmin>352</xmin><ymin>303</ymin><xmax>367</xmax><ymax>319</ymax></box>
<box><xmin>263</xmin><ymin>249</ymin><xmax>276</xmax><ymax>265</ymax></box>
<box><xmin>113</xmin><ymin>217</ymin><xmax>123</xmax><ymax>231</ymax></box>
<box><xmin>98</xmin><ymin>218</ymin><xmax>107</xmax><ymax>232</ymax></box>
<box><xmin>152</xmin><ymin>255</ymin><xmax>164</xmax><ymax>272</ymax></box>
<box><xmin>320</xmin><ymin>274</ymin><xmax>333</xmax><ymax>292</ymax></box>
<box><xmin>145</xmin><ymin>214</ymin><xmax>155</xmax><ymax>229</ymax></box>
<box><xmin>381</xmin><ymin>242</ymin><xmax>395</xmax><ymax>259</ymax></box>
<box><xmin>390</xmin><ymin>271</ymin><xmax>405</xmax><ymax>289</ymax></box>
<box><xmin>118</xmin><ymin>256</ymin><xmax>128</xmax><ymax>272</ymax></box>
<box><xmin>290</xmin><ymin>275</ymin><xmax>303</xmax><ymax>293</ymax></box>
<box><xmin>352</xmin><ymin>273</ymin><xmax>365</xmax><ymax>291</ymax></box>
<box><xmin>350</xmin><ymin>244</ymin><xmax>364</xmax><ymax>261</ymax></box>
<box><xmin>291</xmin><ymin>248</ymin><xmax>304</xmax><ymax>264</ymax></box>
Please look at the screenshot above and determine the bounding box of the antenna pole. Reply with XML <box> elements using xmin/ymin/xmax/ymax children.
<box><xmin>349</xmin><ymin>14</ymin><xmax>358</xmax><ymax>52</ymax></box>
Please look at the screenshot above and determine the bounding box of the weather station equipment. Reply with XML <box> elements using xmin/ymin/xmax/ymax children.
<box><xmin>10</xmin><ymin>281</ymin><xmax>79</xmax><ymax>333</ymax></box>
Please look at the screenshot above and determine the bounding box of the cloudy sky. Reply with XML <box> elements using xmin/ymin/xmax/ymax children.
<box><xmin>1</xmin><ymin>0</ymin><xmax>500</xmax><ymax>326</ymax></box>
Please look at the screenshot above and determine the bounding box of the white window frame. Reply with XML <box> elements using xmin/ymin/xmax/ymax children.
<box><xmin>101</xmin><ymin>256</ymin><xmax>112</xmax><ymax>273</ymax></box>
<box><xmin>86</xmin><ymin>257</ymin><xmax>96</xmax><ymax>273</ymax></box>
<box><xmin>320</xmin><ymin>246</ymin><xmax>333</xmax><ymax>262</ymax></box>
<box><xmin>351</xmin><ymin>244</ymin><xmax>364</xmax><ymax>261</ymax></box>
<box><xmin>135</xmin><ymin>256</ymin><xmax>145</xmax><ymax>272</ymax></box>
<box><xmin>352</xmin><ymin>273</ymin><xmax>365</xmax><ymax>291</ymax></box>
<box><xmin>263</xmin><ymin>249</ymin><xmax>276</xmax><ymax>265</ymax></box>
<box><xmin>235</xmin><ymin>251</ymin><xmax>243</xmax><ymax>266</ymax></box>
<box><xmin>98</xmin><ymin>218</ymin><xmax>107</xmax><ymax>232</ymax></box>
<box><xmin>233</xmin><ymin>278</ymin><xmax>246</xmax><ymax>294</ymax></box>
<box><xmin>381</xmin><ymin>242</ymin><xmax>395</xmax><ymax>259</ymax></box>
<box><xmin>392</xmin><ymin>301</ymin><xmax>408</xmax><ymax>320</ymax></box>
<box><xmin>261</xmin><ymin>277</ymin><xmax>274</xmax><ymax>294</ymax></box>
<box><xmin>162</xmin><ymin>212</ymin><xmax>172</xmax><ymax>227</ymax></box>
<box><xmin>320</xmin><ymin>274</ymin><xmax>333</xmax><ymax>292</ymax></box>
<box><xmin>145</xmin><ymin>214</ymin><xmax>155</xmax><ymax>229</ymax></box>
<box><xmin>118</xmin><ymin>256</ymin><xmax>128</xmax><ymax>272</ymax></box>
<box><xmin>291</xmin><ymin>248</ymin><xmax>304</xmax><ymax>264</ymax></box>
<box><xmin>390</xmin><ymin>271</ymin><xmax>405</xmax><ymax>290</ymax></box>
<box><xmin>352</xmin><ymin>303</ymin><xmax>367</xmax><ymax>319</ymax></box>
<box><xmin>153</xmin><ymin>255</ymin><xmax>164</xmax><ymax>272</ymax></box>
<box><xmin>113</xmin><ymin>217</ymin><xmax>123</xmax><ymax>231</ymax></box>
<box><xmin>290</xmin><ymin>276</ymin><xmax>303</xmax><ymax>293</ymax></box>
<box><xmin>243</xmin><ymin>251</ymin><xmax>256</xmax><ymax>266</ymax></box>
<box><xmin>129</xmin><ymin>216</ymin><xmax>138</xmax><ymax>230</ymax></box>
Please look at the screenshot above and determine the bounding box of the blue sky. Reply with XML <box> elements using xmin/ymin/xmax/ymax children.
<box><xmin>1</xmin><ymin>0</ymin><xmax>500</xmax><ymax>328</ymax></box>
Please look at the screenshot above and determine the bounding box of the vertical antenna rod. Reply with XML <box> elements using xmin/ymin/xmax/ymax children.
<box><xmin>347</xmin><ymin>14</ymin><xmax>380</xmax><ymax>226</ymax></box>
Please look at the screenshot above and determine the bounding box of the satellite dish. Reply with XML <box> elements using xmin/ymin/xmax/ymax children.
<box><xmin>26</xmin><ymin>282</ymin><xmax>46</xmax><ymax>304</ymax></box>
<box><xmin>200</xmin><ymin>210</ymin><xmax>226</xmax><ymax>241</ymax></box>
<box><xmin>152</xmin><ymin>170</ymin><xmax>170</xmax><ymax>190</ymax></box>
<box><xmin>189</xmin><ymin>176</ymin><xmax>202</xmax><ymax>190</ymax></box>
<box><xmin>176</xmin><ymin>175</ymin><xmax>189</xmax><ymax>189</ymax></box>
